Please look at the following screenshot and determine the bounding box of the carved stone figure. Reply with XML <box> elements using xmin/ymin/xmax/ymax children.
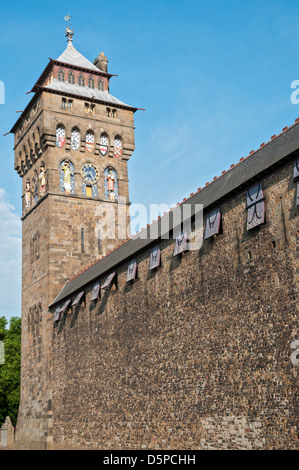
<box><xmin>61</xmin><ymin>160</ymin><xmax>74</xmax><ymax>193</ymax></box>
<box><xmin>25</xmin><ymin>180</ymin><xmax>31</xmax><ymax>211</ymax></box>
<box><xmin>39</xmin><ymin>165</ymin><xmax>46</xmax><ymax>196</ymax></box>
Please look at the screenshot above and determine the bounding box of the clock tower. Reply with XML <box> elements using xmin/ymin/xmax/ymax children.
<box><xmin>10</xmin><ymin>27</ymin><xmax>139</xmax><ymax>449</ymax></box>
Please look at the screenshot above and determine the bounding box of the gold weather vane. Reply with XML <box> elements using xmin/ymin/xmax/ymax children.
<box><xmin>64</xmin><ymin>13</ymin><xmax>74</xmax><ymax>42</ymax></box>
<box><xmin>64</xmin><ymin>13</ymin><xmax>72</xmax><ymax>29</ymax></box>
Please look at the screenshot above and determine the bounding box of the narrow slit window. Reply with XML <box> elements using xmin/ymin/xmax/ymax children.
<box><xmin>81</xmin><ymin>228</ymin><xmax>85</xmax><ymax>253</ymax></box>
<box><xmin>97</xmin><ymin>230</ymin><xmax>101</xmax><ymax>254</ymax></box>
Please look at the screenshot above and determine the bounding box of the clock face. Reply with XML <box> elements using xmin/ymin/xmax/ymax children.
<box><xmin>81</xmin><ymin>163</ymin><xmax>99</xmax><ymax>185</ymax></box>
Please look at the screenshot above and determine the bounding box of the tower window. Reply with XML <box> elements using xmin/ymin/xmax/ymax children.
<box><xmin>78</xmin><ymin>74</ymin><xmax>85</xmax><ymax>87</ymax></box>
<box><xmin>106</xmin><ymin>108</ymin><xmax>111</xmax><ymax>117</ymax></box>
<box><xmin>88</xmin><ymin>76</ymin><xmax>95</xmax><ymax>89</ymax></box>
<box><xmin>55</xmin><ymin>125</ymin><xmax>66</xmax><ymax>148</ymax></box>
<box><xmin>58</xmin><ymin>69</ymin><xmax>65</xmax><ymax>82</ymax></box>
<box><xmin>71</xmin><ymin>128</ymin><xmax>80</xmax><ymax>151</ymax></box>
<box><xmin>62</xmin><ymin>98</ymin><xmax>67</xmax><ymax>108</ymax></box>
<box><xmin>114</xmin><ymin>136</ymin><xmax>123</xmax><ymax>158</ymax></box>
<box><xmin>112</xmin><ymin>109</ymin><xmax>117</xmax><ymax>118</ymax></box>
<box><xmin>67</xmin><ymin>100</ymin><xmax>73</xmax><ymax>110</ymax></box>
<box><xmin>99</xmin><ymin>133</ymin><xmax>109</xmax><ymax>156</ymax></box>
<box><xmin>85</xmin><ymin>102</ymin><xmax>95</xmax><ymax>114</ymax></box>
<box><xmin>68</xmin><ymin>72</ymin><xmax>75</xmax><ymax>84</ymax></box>
<box><xmin>98</xmin><ymin>79</ymin><xmax>104</xmax><ymax>91</ymax></box>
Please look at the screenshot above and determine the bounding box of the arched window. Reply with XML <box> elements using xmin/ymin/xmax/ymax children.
<box><xmin>99</xmin><ymin>133</ymin><xmax>109</xmax><ymax>156</ymax></box>
<box><xmin>55</xmin><ymin>125</ymin><xmax>66</xmax><ymax>148</ymax></box>
<box><xmin>71</xmin><ymin>127</ymin><xmax>80</xmax><ymax>151</ymax></box>
<box><xmin>68</xmin><ymin>71</ymin><xmax>75</xmax><ymax>84</ymax></box>
<box><xmin>78</xmin><ymin>74</ymin><xmax>85</xmax><ymax>87</ymax></box>
<box><xmin>60</xmin><ymin>160</ymin><xmax>75</xmax><ymax>194</ymax></box>
<box><xmin>58</xmin><ymin>69</ymin><xmax>65</xmax><ymax>82</ymax></box>
<box><xmin>113</xmin><ymin>136</ymin><xmax>122</xmax><ymax>158</ymax></box>
<box><xmin>104</xmin><ymin>167</ymin><xmax>118</xmax><ymax>201</ymax></box>
<box><xmin>85</xmin><ymin>131</ymin><xmax>95</xmax><ymax>153</ymax></box>
<box><xmin>88</xmin><ymin>76</ymin><xmax>95</xmax><ymax>89</ymax></box>
<box><xmin>98</xmin><ymin>79</ymin><xmax>104</xmax><ymax>91</ymax></box>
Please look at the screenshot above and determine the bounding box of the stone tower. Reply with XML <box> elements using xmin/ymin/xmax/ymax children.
<box><xmin>10</xmin><ymin>28</ymin><xmax>138</xmax><ymax>449</ymax></box>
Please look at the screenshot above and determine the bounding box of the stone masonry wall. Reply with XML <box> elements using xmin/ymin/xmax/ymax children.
<box><xmin>51</xmin><ymin>159</ymin><xmax>298</xmax><ymax>450</ymax></box>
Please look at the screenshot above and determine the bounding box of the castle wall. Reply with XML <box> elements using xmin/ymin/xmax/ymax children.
<box><xmin>51</xmin><ymin>160</ymin><xmax>298</xmax><ymax>450</ymax></box>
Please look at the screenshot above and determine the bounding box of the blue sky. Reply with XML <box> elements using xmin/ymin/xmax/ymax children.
<box><xmin>1</xmin><ymin>0</ymin><xmax>299</xmax><ymax>319</ymax></box>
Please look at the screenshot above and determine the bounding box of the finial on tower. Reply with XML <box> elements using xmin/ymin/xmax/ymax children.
<box><xmin>64</xmin><ymin>13</ymin><xmax>74</xmax><ymax>43</ymax></box>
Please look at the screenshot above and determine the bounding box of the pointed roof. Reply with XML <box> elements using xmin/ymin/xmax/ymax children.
<box><xmin>57</xmin><ymin>40</ymin><xmax>100</xmax><ymax>72</ymax></box>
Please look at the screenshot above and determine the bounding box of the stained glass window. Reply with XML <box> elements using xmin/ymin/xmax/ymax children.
<box><xmin>55</xmin><ymin>125</ymin><xmax>65</xmax><ymax>148</ymax></box>
<box><xmin>85</xmin><ymin>131</ymin><xmax>95</xmax><ymax>153</ymax></box>
<box><xmin>71</xmin><ymin>128</ymin><xmax>80</xmax><ymax>151</ymax></box>
<box><xmin>100</xmin><ymin>133</ymin><xmax>109</xmax><ymax>156</ymax></box>
<box><xmin>114</xmin><ymin>136</ymin><xmax>122</xmax><ymax>158</ymax></box>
